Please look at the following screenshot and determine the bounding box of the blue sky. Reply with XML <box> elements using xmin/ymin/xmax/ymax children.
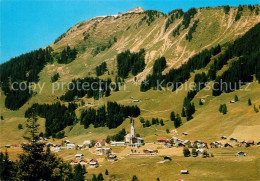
<box><xmin>1</xmin><ymin>0</ymin><xmax>259</xmax><ymax>63</ymax></box>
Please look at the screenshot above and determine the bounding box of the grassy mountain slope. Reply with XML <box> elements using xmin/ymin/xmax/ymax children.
<box><xmin>1</xmin><ymin>5</ymin><xmax>260</xmax><ymax>146</ymax></box>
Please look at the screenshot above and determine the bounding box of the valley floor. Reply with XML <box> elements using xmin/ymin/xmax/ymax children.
<box><xmin>2</xmin><ymin>144</ymin><xmax>260</xmax><ymax>180</ymax></box>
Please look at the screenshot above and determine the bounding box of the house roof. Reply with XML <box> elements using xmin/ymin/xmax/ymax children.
<box><xmin>75</xmin><ymin>154</ymin><xmax>84</xmax><ymax>156</ymax></box>
<box><xmin>247</xmin><ymin>140</ymin><xmax>254</xmax><ymax>143</ymax></box>
<box><xmin>96</xmin><ymin>139</ymin><xmax>106</xmax><ymax>144</ymax></box>
<box><xmin>90</xmin><ymin>158</ymin><xmax>98</xmax><ymax>162</ymax></box>
<box><xmin>71</xmin><ymin>160</ymin><xmax>78</xmax><ymax>163</ymax></box>
<box><xmin>80</xmin><ymin>159</ymin><xmax>88</xmax><ymax>162</ymax></box>
<box><xmin>157</xmin><ymin>137</ymin><xmax>167</xmax><ymax>141</ymax></box>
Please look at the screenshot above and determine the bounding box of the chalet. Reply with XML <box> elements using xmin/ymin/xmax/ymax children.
<box><xmin>83</xmin><ymin>140</ymin><xmax>91</xmax><ymax>148</ymax></box>
<box><xmin>164</xmin><ymin>156</ymin><xmax>172</xmax><ymax>161</ymax></box>
<box><xmin>108</xmin><ymin>154</ymin><xmax>117</xmax><ymax>161</ymax></box>
<box><xmin>224</xmin><ymin>143</ymin><xmax>233</xmax><ymax>148</ymax></box>
<box><xmin>257</xmin><ymin>141</ymin><xmax>260</xmax><ymax>146</ymax></box>
<box><xmin>193</xmin><ymin>140</ymin><xmax>207</xmax><ymax>148</ymax></box>
<box><xmin>171</xmin><ymin>136</ymin><xmax>179</xmax><ymax>143</ymax></box>
<box><xmin>157</xmin><ymin>137</ymin><xmax>167</xmax><ymax>143</ymax></box>
<box><xmin>183</xmin><ymin>140</ymin><xmax>191</xmax><ymax>147</ymax></box>
<box><xmin>230</xmin><ymin>100</ymin><xmax>235</xmax><ymax>103</ymax></box>
<box><xmin>66</xmin><ymin>144</ymin><xmax>75</xmax><ymax>149</ymax></box>
<box><xmin>110</xmin><ymin>142</ymin><xmax>125</xmax><ymax>146</ymax></box>
<box><xmin>64</xmin><ymin>140</ymin><xmax>70</xmax><ymax>144</ymax></box>
<box><xmin>11</xmin><ymin>144</ymin><xmax>20</xmax><ymax>148</ymax></box>
<box><xmin>196</xmin><ymin>149</ymin><xmax>204</xmax><ymax>156</ymax></box>
<box><xmin>247</xmin><ymin>140</ymin><xmax>254</xmax><ymax>145</ymax></box>
<box><xmin>143</xmin><ymin>149</ymin><xmax>155</xmax><ymax>153</ymax></box>
<box><xmin>176</xmin><ymin>142</ymin><xmax>186</xmax><ymax>147</ymax></box>
<box><xmin>236</xmin><ymin>151</ymin><xmax>246</xmax><ymax>157</ymax></box>
<box><xmin>77</xmin><ymin>145</ymin><xmax>84</xmax><ymax>149</ymax></box>
<box><xmin>5</xmin><ymin>145</ymin><xmax>10</xmax><ymax>148</ymax></box>
<box><xmin>89</xmin><ymin>159</ymin><xmax>98</xmax><ymax>168</ymax></box>
<box><xmin>79</xmin><ymin>159</ymin><xmax>88</xmax><ymax>165</ymax></box>
<box><xmin>210</xmin><ymin>141</ymin><xmax>222</xmax><ymax>148</ymax></box>
<box><xmin>230</xmin><ymin>138</ymin><xmax>238</xmax><ymax>142</ymax></box>
<box><xmin>181</xmin><ymin>170</ymin><xmax>189</xmax><ymax>174</ymax></box>
<box><xmin>132</xmin><ymin>100</ymin><xmax>139</xmax><ymax>103</ymax></box>
<box><xmin>239</xmin><ymin>141</ymin><xmax>248</xmax><ymax>147</ymax></box>
<box><xmin>221</xmin><ymin>136</ymin><xmax>227</xmax><ymax>140</ymax></box>
<box><xmin>75</xmin><ymin>154</ymin><xmax>84</xmax><ymax>159</ymax></box>
<box><xmin>182</xmin><ymin>132</ymin><xmax>188</xmax><ymax>136</ymax></box>
<box><xmin>95</xmin><ymin>139</ymin><xmax>107</xmax><ymax>147</ymax></box>
<box><xmin>70</xmin><ymin>160</ymin><xmax>79</xmax><ymax>165</ymax></box>
<box><xmin>53</xmin><ymin>147</ymin><xmax>61</xmax><ymax>152</ymax></box>
<box><xmin>95</xmin><ymin>148</ymin><xmax>111</xmax><ymax>156</ymax></box>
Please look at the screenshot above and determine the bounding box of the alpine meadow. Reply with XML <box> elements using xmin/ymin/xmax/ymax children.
<box><xmin>1</xmin><ymin>3</ymin><xmax>260</xmax><ymax>181</ymax></box>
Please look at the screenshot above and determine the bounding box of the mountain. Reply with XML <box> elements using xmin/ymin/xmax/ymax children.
<box><xmin>0</xmin><ymin>5</ymin><xmax>260</xmax><ymax>147</ymax></box>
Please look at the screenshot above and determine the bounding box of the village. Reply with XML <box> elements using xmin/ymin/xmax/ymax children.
<box><xmin>3</xmin><ymin>117</ymin><xmax>260</xmax><ymax>177</ymax></box>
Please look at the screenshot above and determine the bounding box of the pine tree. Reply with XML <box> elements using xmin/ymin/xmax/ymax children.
<box><xmin>183</xmin><ymin>147</ymin><xmax>190</xmax><ymax>157</ymax></box>
<box><xmin>17</xmin><ymin>110</ymin><xmax>73</xmax><ymax>180</ymax></box>
<box><xmin>105</xmin><ymin>169</ymin><xmax>109</xmax><ymax>175</ymax></box>
<box><xmin>234</xmin><ymin>95</ymin><xmax>239</xmax><ymax>102</ymax></box>
<box><xmin>73</xmin><ymin>164</ymin><xmax>85</xmax><ymax>181</ymax></box>
<box><xmin>170</xmin><ymin>111</ymin><xmax>175</xmax><ymax>121</ymax></box>
<box><xmin>219</xmin><ymin>104</ymin><xmax>223</xmax><ymax>113</ymax></box>
<box><xmin>0</xmin><ymin>151</ymin><xmax>16</xmax><ymax>180</ymax></box>
<box><xmin>97</xmin><ymin>173</ymin><xmax>104</xmax><ymax>181</ymax></box>
<box><xmin>174</xmin><ymin>114</ymin><xmax>182</xmax><ymax>128</ymax></box>
<box><xmin>132</xmin><ymin>175</ymin><xmax>139</xmax><ymax>181</ymax></box>
<box><xmin>248</xmin><ymin>98</ymin><xmax>252</xmax><ymax>106</ymax></box>
<box><xmin>222</xmin><ymin>104</ymin><xmax>228</xmax><ymax>114</ymax></box>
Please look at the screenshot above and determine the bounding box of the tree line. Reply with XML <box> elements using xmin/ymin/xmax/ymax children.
<box><xmin>60</xmin><ymin>77</ymin><xmax>112</xmax><ymax>102</ymax></box>
<box><xmin>211</xmin><ymin>22</ymin><xmax>260</xmax><ymax>96</ymax></box>
<box><xmin>186</xmin><ymin>19</ymin><xmax>199</xmax><ymax>41</ymax></box>
<box><xmin>25</xmin><ymin>102</ymin><xmax>78</xmax><ymax>137</ymax></box>
<box><xmin>0</xmin><ymin>47</ymin><xmax>53</xmax><ymax>110</ymax></box>
<box><xmin>80</xmin><ymin>101</ymin><xmax>141</xmax><ymax>129</ymax></box>
<box><xmin>96</xmin><ymin>62</ymin><xmax>107</xmax><ymax>76</ymax></box>
<box><xmin>172</xmin><ymin>8</ymin><xmax>198</xmax><ymax>37</ymax></box>
<box><xmin>117</xmin><ymin>49</ymin><xmax>146</xmax><ymax>78</ymax></box>
<box><xmin>57</xmin><ymin>45</ymin><xmax>77</xmax><ymax>64</ymax></box>
<box><xmin>165</xmin><ymin>9</ymin><xmax>184</xmax><ymax>32</ymax></box>
<box><xmin>140</xmin><ymin>45</ymin><xmax>221</xmax><ymax>92</ymax></box>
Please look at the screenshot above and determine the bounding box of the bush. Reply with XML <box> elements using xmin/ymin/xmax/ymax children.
<box><xmin>183</xmin><ymin>147</ymin><xmax>190</xmax><ymax>157</ymax></box>
<box><xmin>248</xmin><ymin>98</ymin><xmax>252</xmax><ymax>106</ymax></box>
<box><xmin>18</xmin><ymin>124</ymin><xmax>23</xmax><ymax>130</ymax></box>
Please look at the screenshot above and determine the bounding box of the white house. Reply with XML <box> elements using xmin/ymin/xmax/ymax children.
<box><xmin>75</xmin><ymin>154</ymin><xmax>84</xmax><ymax>159</ymax></box>
<box><xmin>66</xmin><ymin>144</ymin><xmax>75</xmax><ymax>149</ymax></box>
<box><xmin>89</xmin><ymin>159</ymin><xmax>98</xmax><ymax>168</ymax></box>
<box><xmin>53</xmin><ymin>147</ymin><xmax>61</xmax><ymax>152</ymax></box>
<box><xmin>236</xmin><ymin>151</ymin><xmax>246</xmax><ymax>157</ymax></box>
<box><xmin>110</xmin><ymin>142</ymin><xmax>125</xmax><ymax>146</ymax></box>
<box><xmin>95</xmin><ymin>148</ymin><xmax>111</xmax><ymax>155</ymax></box>
<box><xmin>181</xmin><ymin>170</ymin><xmax>189</xmax><ymax>174</ymax></box>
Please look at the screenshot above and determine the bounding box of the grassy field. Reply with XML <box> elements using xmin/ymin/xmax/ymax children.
<box><xmin>1</xmin><ymin>6</ymin><xmax>260</xmax><ymax>180</ymax></box>
<box><xmin>2</xmin><ymin>145</ymin><xmax>260</xmax><ymax>180</ymax></box>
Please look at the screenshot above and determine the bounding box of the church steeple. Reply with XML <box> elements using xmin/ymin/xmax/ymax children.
<box><xmin>130</xmin><ymin>118</ymin><xmax>135</xmax><ymax>138</ymax></box>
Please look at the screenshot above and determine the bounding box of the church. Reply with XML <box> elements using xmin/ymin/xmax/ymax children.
<box><xmin>125</xmin><ymin>118</ymin><xmax>144</xmax><ymax>147</ymax></box>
